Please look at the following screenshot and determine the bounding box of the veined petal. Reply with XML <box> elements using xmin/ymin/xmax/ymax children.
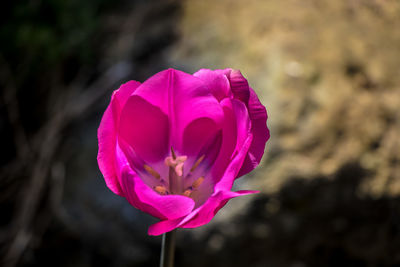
<box><xmin>213</xmin><ymin>68</ymin><xmax>233</xmax><ymax>77</ymax></box>
<box><xmin>228</xmin><ymin>69</ymin><xmax>250</xmax><ymax>104</ymax></box>
<box><xmin>132</xmin><ymin>69</ymin><xmax>224</xmax><ymax>154</ymax></box>
<box><xmin>237</xmin><ymin>87</ymin><xmax>270</xmax><ymax>177</ymax></box>
<box><xmin>97</xmin><ymin>80</ymin><xmax>140</xmax><ymax>196</ymax></box>
<box><xmin>212</xmin><ymin>98</ymin><xmax>251</xmax><ymax>184</ymax></box>
<box><xmin>209</xmin><ymin>68</ymin><xmax>250</xmax><ymax>103</ymax></box>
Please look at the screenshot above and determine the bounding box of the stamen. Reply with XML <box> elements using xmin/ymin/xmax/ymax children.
<box><xmin>190</xmin><ymin>155</ymin><xmax>205</xmax><ymax>172</ymax></box>
<box><xmin>154</xmin><ymin>185</ymin><xmax>168</xmax><ymax>195</ymax></box>
<box><xmin>143</xmin><ymin>164</ymin><xmax>160</xmax><ymax>179</ymax></box>
<box><xmin>183</xmin><ymin>189</ymin><xmax>192</xmax><ymax>197</ymax></box>
<box><xmin>192</xmin><ymin>176</ymin><xmax>205</xmax><ymax>189</ymax></box>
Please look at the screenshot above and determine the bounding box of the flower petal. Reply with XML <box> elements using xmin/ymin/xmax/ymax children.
<box><xmin>97</xmin><ymin>81</ymin><xmax>140</xmax><ymax>196</ymax></box>
<box><xmin>193</xmin><ymin>68</ymin><xmax>269</xmax><ymax>177</ymax></box>
<box><xmin>114</xmin><ymin>80</ymin><xmax>142</xmax><ymax>109</ymax></box>
<box><xmin>132</xmin><ymin>69</ymin><xmax>224</xmax><ymax>154</ymax></box>
<box><xmin>148</xmin><ymin>189</ymin><xmax>258</xmax><ymax>235</ymax></box>
<box><xmin>182</xmin><ymin>117</ymin><xmax>219</xmax><ymax>159</ymax></box>
<box><xmin>193</xmin><ymin>68</ymin><xmax>232</xmax><ymax>101</ymax></box>
<box><xmin>212</xmin><ymin>98</ymin><xmax>251</xmax><ymax>184</ymax></box>
<box><xmin>237</xmin><ymin>87</ymin><xmax>270</xmax><ymax>177</ymax></box>
<box><xmin>184</xmin><ymin>99</ymin><xmax>251</xmax><ymax>209</ymax></box>
<box><xmin>179</xmin><ymin>190</ymin><xmax>258</xmax><ymax>229</ymax></box>
<box><xmin>227</xmin><ymin>69</ymin><xmax>250</xmax><ymax>104</ymax></box>
<box><xmin>216</xmin><ymin>132</ymin><xmax>253</xmax><ymax>192</ymax></box>
<box><xmin>119</xmin><ymin>95</ymin><xmax>170</xmax><ymax>163</ymax></box>
<box><xmin>148</xmin><ymin>217</ymin><xmax>185</xmax><ymax>236</ymax></box>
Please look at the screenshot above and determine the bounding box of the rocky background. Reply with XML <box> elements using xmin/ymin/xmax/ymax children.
<box><xmin>1</xmin><ymin>0</ymin><xmax>399</xmax><ymax>266</ymax></box>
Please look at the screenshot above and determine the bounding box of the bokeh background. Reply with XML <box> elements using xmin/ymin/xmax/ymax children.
<box><xmin>1</xmin><ymin>0</ymin><xmax>400</xmax><ymax>266</ymax></box>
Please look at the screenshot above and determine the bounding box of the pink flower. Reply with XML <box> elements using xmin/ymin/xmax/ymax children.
<box><xmin>97</xmin><ymin>68</ymin><xmax>269</xmax><ymax>235</ymax></box>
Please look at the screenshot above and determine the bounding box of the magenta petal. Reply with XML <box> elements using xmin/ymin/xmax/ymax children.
<box><xmin>228</xmin><ymin>69</ymin><xmax>250</xmax><ymax>104</ymax></box>
<box><xmin>197</xmin><ymin>68</ymin><xmax>250</xmax><ymax>103</ymax></box>
<box><xmin>132</xmin><ymin>69</ymin><xmax>224</xmax><ymax>153</ymax></box>
<box><xmin>210</xmin><ymin>99</ymin><xmax>237</xmax><ymax>181</ymax></box>
<box><xmin>148</xmin><ymin>190</ymin><xmax>259</xmax><ymax>235</ymax></box>
<box><xmin>115</xmin><ymin>139</ymin><xmax>195</xmax><ymax>220</ymax></box>
<box><xmin>120</xmin><ymin>167</ymin><xmax>163</xmax><ymax>219</ymax></box>
<box><xmin>212</xmin><ymin>98</ymin><xmax>251</xmax><ymax>183</ymax></box>
<box><xmin>219</xmin><ymin>68</ymin><xmax>269</xmax><ymax>177</ymax></box>
<box><xmin>148</xmin><ymin>217</ymin><xmax>185</xmax><ymax>236</ymax></box>
<box><xmin>193</xmin><ymin>68</ymin><xmax>232</xmax><ymax>101</ymax></box>
<box><xmin>119</xmin><ymin>164</ymin><xmax>195</xmax><ymax>220</ymax></box>
<box><xmin>180</xmin><ymin>190</ymin><xmax>258</xmax><ymax>229</ymax></box>
<box><xmin>213</xmin><ymin>68</ymin><xmax>233</xmax><ymax>77</ymax></box>
<box><xmin>230</xmin><ymin>99</ymin><xmax>252</xmax><ymax>158</ymax></box>
<box><xmin>97</xmin><ymin>80</ymin><xmax>140</xmax><ymax>196</ymax></box>
<box><xmin>237</xmin><ymin>87</ymin><xmax>270</xmax><ymax>177</ymax></box>
<box><xmin>119</xmin><ymin>95</ymin><xmax>169</xmax><ymax>163</ymax></box>
<box><xmin>182</xmin><ymin>117</ymin><xmax>219</xmax><ymax>158</ymax></box>
<box><xmin>217</xmin><ymin>134</ymin><xmax>253</xmax><ymax>192</ymax></box>
<box><xmin>194</xmin><ymin>68</ymin><xmax>268</xmax><ymax>177</ymax></box>
<box><xmin>114</xmin><ymin>80</ymin><xmax>142</xmax><ymax>109</ymax></box>
<box><xmin>98</xmin><ymin>104</ymin><xmax>123</xmax><ymax>196</ymax></box>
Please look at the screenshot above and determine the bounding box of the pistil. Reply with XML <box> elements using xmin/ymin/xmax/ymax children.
<box><xmin>165</xmin><ymin>148</ymin><xmax>187</xmax><ymax>194</ymax></box>
<box><xmin>147</xmin><ymin>149</ymin><xmax>207</xmax><ymax>197</ymax></box>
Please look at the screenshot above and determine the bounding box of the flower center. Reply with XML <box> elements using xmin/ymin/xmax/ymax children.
<box><xmin>144</xmin><ymin>147</ymin><xmax>205</xmax><ymax>197</ymax></box>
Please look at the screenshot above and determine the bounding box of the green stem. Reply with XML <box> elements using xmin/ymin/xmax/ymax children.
<box><xmin>160</xmin><ymin>229</ymin><xmax>176</xmax><ymax>267</ymax></box>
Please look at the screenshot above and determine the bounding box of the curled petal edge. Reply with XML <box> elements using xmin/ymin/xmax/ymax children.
<box><xmin>237</xmin><ymin>87</ymin><xmax>270</xmax><ymax>177</ymax></box>
<box><xmin>193</xmin><ymin>68</ymin><xmax>269</xmax><ymax>178</ymax></box>
<box><xmin>97</xmin><ymin>80</ymin><xmax>141</xmax><ymax>196</ymax></box>
<box><xmin>148</xmin><ymin>190</ymin><xmax>258</xmax><ymax>236</ymax></box>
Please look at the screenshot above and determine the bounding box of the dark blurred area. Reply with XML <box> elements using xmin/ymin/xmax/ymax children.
<box><xmin>1</xmin><ymin>0</ymin><xmax>399</xmax><ymax>267</ymax></box>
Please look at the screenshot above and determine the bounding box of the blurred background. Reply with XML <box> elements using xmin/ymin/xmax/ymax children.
<box><xmin>1</xmin><ymin>0</ymin><xmax>400</xmax><ymax>266</ymax></box>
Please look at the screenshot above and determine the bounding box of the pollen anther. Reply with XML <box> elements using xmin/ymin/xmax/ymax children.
<box><xmin>154</xmin><ymin>185</ymin><xmax>168</xmax><ymax>195</ymax></box>
<box><xmin>144</xmin><ymin>164</ymin><xmax>160</xmax><ymax>179</ymax></box>
<box><xmin>183</xmin><ymin>189</ymin><xmax>192</xmax><ymax>197</ymax></box>
<box><xmin>192</xmin><ymin>176</ymin><xmax>205</xmax><ymax>189</ymax></box>
<box><xmin>190</xmin><ymin>155</ymin><xmax>205</xmax><ymax>172</ymax></box>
